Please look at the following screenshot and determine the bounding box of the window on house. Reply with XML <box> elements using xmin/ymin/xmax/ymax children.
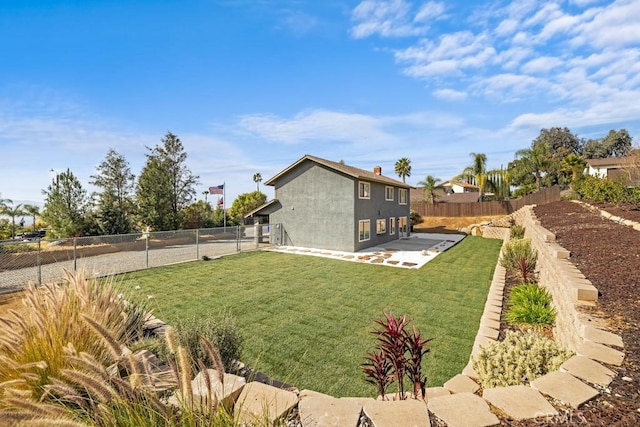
<box><xmin>389</xmin><ymin>217</ymin><xmax>396</xmax><ymax>235</ymax></box>
<box><xmin>399</xmin><ymin>216</ymin><xmax>407</xmax><ymax>233</ymax></box>
<box><xmin>359</xmin><ymin>182</ymin><xmax>370</xmax><ymax>199</ymax></box>
<box><xmin>399</xmin><ymin>189</ymin><xmax>407</xmax><ymax>205</ymax></box>
<box><xmin>359</xmin><ymin>220</ymin><xmax>371</xmax><ymax>241</ymax></box>
<box><xmin>385</xmin><ymin>186</ymin><xmax>394</xmax><ymax>201</ymax></box>
<box><xmin>376</xmin><ymin>219</ymin><xmax>386</xmax><ymax>234</ymax></box>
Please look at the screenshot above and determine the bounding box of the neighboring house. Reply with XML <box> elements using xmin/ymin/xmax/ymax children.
<box><xmin>586</xmin><ymin>157</ymin><xmax>630</xmax><ymax>182</ymax></box>
<box><xmin>410</xmin><ymin>180</ymin><xmax>480</xmax><ymax>204</ymax></box>
<box><xmin>247</xmin><ymin>154</ymin><xmax>412</xmax><ymax>252</ymax></box>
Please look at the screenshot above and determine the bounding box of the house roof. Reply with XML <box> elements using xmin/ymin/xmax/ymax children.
<box><xmin>586</xmin><ymin>157</ymin><xmax>629</xmax><ymax>168</ymax></box>
<box><xmin>264</xmin><ymin>154</ymin><xmax>413</xmax><ymax>189</ymax></box>
<box><xmin>244</xmin><ymin>199</ymin><xmax>280</xmax><ymax>218</ymax></box>
<box><xmin>444</xmin><ymin>181</ymin><xmax>479</xmax><ymax>190</ymax></box>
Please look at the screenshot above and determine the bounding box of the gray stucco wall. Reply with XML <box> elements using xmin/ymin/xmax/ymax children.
<box><xmin>269</xmin><ymin>162</ymin><xmax>356</xmax><ymax>252</ymax></box>
<box><xmin>269</xmin><ymin>160</ymin><xmax>411</xmax><ymax>252</ymax></box>
<box><xmin>354</xmin><ymin>181</ymin><xmax>411</xmax><ymax>252</ymax></box>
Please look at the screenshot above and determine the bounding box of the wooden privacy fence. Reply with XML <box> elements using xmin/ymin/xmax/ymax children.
<box><xmin>411</xmin><ymin>186</ymin><xmax>561</xmax><ymax>217</ymax></box>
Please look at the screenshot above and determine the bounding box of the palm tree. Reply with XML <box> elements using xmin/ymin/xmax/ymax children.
<box><xmin>253</xmin><ymin>173</ymin><xmax>262</xmax><ymax>192</ymax></box>
<box><xmin>22</xmin><ymin>204</ymin><xmax>41</xmax><ymax>231</ymax></box>
<box><xmin>562</xmin><ymin>154</ymin><xmax>586</xmax><ymax>182</ymax></box>
<box><xmin>3</xmin><ymin>203</ymin><xmax>25</xmax><ymax>239</ymax></box>
<box><xmin>416</xmin><ymin>175</ymin><xmax>444</xmax><ymax>204</ymax></box>
<box><xmin>457</xmin><ymin>153</ymin><xmax>493</xmax><ymax>202</ymax></box>
<box><xmin>394</xmin><ymin>158</ymin><xmax>411</xmax><ymax>183</ymax></box>
<box><xmin>514</xmin><ymin>142</ymin><xmax>551</xmax><ymax>191</ymax></box>
<box><xmin>0</xmin><ymin>193</ymin><xmax>11</xmax><ymax>211</ymax></box>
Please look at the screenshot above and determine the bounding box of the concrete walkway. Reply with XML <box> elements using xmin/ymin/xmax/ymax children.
<box><xmin>267</xmin><ymin>233</ymin><xmax>465</xmax><ymax>269</ymax></box>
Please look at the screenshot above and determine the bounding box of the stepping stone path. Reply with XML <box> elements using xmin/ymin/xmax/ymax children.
<box><xmin>299</xmin><ymin>394</ymin><xmax>363</xmax><ymax>427</ymax></box>
<box><xmin>236</xmin><ymin>381</ymin><xmax>298</xmax><ymax>426</ymax></box>
<box><xmin>531</xmin><ymin>371</ymin><xmax>599</xmax><ymax>409</ymax></box>
<box><xmin>559</xmin><ymin>355</ymin><xmax>615</xmax><ymax>386</ymax></box>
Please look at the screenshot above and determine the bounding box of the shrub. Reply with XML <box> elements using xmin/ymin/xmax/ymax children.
<box><xmin>0</xmin><ymin>270</ymin><xmax>150</xmax><ymax>398</ymax></box>
<box><xmin>500</xmin><ymin>238</ymin><xmax>538</xmax><ymax>282</ymax></box>
<box><xmin>509</xmin><ymin>225</ymin><xmax>525</xmax><ymax>240</ymax></box>
<box><xmin>361</xmin><ymin>312</ymin><xmax>432</xmax><ymax>400</ymax></box>
<box><xmin>171</xmin><ymin>312</ymin><xmax>243</xmax><ymax>372</ymax></box>
<box><xmin>472</xmin><ymin>331</ymin><xmax>573</xmax><ymax>389</ymax></box>
<box><xmin>505</xmin><ymin>283</ymin><xmax>556</xmax><ymax>330</ymax></box>
<box><xmin>573</xmin><ymin>175</ymin><xmax>627</xmax><ymax>205</ymax></box>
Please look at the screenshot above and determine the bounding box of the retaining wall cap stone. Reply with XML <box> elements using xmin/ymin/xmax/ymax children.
<box><xmin>577</xmin><ymin>341</ymin><xmax>625</xmax><ymax>366</ymax></box>
<box><xmin>363</xmin><ymin>399</ymin><xmax>430</xmax><ymax>427</ymax></box>
<box><xmin>482</xmin><ymin>385</ymin><xmax>558</xmax><ymax>421</ymax></box>
<box><xmin>299</xmin><ymin>395</ymin><xmax>362</xmax><ymax>427</ymax></box>
<box><xmin>428</xmin><ymin>392</ymin><xmax>499</xmax><ymax>427</ymax></box>
<box><xmin>559</xmin><ymin>355</ymin><xmax>615</xmax><ymax>387</ymax></box>
<box><xmin>235</xmin><ymin>381</ymin><xmax>298</xmax><ymax>426</ymax></box>
<box><xmin>444</xmin><ymin>374</ymin><xmax>480</xmax><ymax>394</ymax></box>
<box><xmin>530</xmin><ymin>371</ymin><xmax>599</xmax><ymax>409</ymax></box>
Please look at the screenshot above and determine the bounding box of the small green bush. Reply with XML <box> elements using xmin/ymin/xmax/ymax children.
<box><xmin>505</xmin><ymin>282</ymin><xmax>556</xmax><ymax>330</ymax></box>
<box><xmin>500</xmin><ymin>238</ymin><xmax>538</xmax><ymax>282</ymax></box>
<box><xmin>472</xmin><ymin>331</ymin><xmax>573</xmax><ymax>388</ymax></box>
<box><xmin>171</xmin><ymin>312</ymin><xmax>243</xmax><ymax>372</ymax></box>
<box><xmin>509</xmin><ymin>225</ymin><xmax>525</xmax><ymax>240</ymax></box>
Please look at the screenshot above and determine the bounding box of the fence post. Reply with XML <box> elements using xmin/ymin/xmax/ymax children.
<box><xmin>237</xmin><ymin>226</ymin><xmax>241</xmax><ymax>253</ymax></box>
<box><xmin>145</xmin><ymin>233</ymin><xmax>149</xmax><ymax>269</ymax></box>
<box><xmin>73</xmin><ymin>238</ymin><xmax>77</xmax><ymax>272</ymax></box>
<box><xmin>196</xmin><ymin>229</ymin><xmax>199</xmax><ymax>260</ymax></box>
<box><xmin>37</xmin><ymin>239</ymin><xmax>42</xmax><ymax>286</ymax></box>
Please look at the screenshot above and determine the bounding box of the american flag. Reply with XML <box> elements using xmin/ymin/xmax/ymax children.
<box><xmin>217</xmin><ymin>197</ymin><xmax>224</xmax><ymax>206</ymax></box>
<box><xmin>209</xmin><ymin>184</ymin><xmax>224</xmax><ymax>195</ymax></box>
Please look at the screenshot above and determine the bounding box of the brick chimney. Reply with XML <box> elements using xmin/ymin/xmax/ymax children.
<box><xmin>373</xmin><ymin>166</ymin><xmax>382</xmax><ymax>175</ymax></box>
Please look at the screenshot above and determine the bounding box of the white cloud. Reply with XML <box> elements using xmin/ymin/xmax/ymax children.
<box><xmin>432</xmin><ymin>88</ymin><xmax>468</xmax><ymax>100</ymax></box>
<box><xmin>394</xmin><ymin>31</ymin><xmax>496</xmax><ymax>78</ymax></box>
<box><xmin>350</xmin><ymin>0</ymin><xmax>444</xmax><ymax>38</ymax></box>
<box><xmin>236</xmin><ymin>110</ymin><xmax>397</xmax><ymax>145</ymax></box>
<box><xmin>521</xmin><ymin>56</ymin><xmax>563</xmax><ymax>74</ymax></box>
<box><xmin>571</xmin><ymin>0</ymin><xmax>640</xmax><ymax>48</ymax></box>
<box><xmin>275</xmin><ymin>9</ymin><xmax>318</xmax><ymax>36</ymax></box>
<box><xmin>414</xmin><ymin>1</ymin><xmax>445</xmax><ymax>23</ymax></box>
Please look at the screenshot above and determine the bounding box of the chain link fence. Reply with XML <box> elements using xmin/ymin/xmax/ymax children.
<box><xmin>0</xmin><ymin>224</ymin><xmax>279</xmax><ymax>294</ymax></box>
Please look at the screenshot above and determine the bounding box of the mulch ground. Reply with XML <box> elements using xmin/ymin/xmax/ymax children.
<box><xmin>531</xmin><ymin>200</ymin><xmax>640</xmax><ymax>426</ymax></box>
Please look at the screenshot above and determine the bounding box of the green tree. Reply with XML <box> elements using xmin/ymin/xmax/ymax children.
<box><xmin>531</xmin><ymin>127</ymin><xmax>581</xmax><ymax>186</ymax></box>
<box><xmin>253</xmin><ymin>173</ymin><xmax>262</xmax><ymax>192</ymax></box>
<box><xmin>394</xmin><ymin>158</ymin><xmax>412</xmax><ymax>183</ymax></box>
<box><xmin>181</xmin><ymin>200</ymin><xmax>214</xmax><ymax>229</ymax></box>
<box><xmin>582</xmin><ymin>129</ymin><xmax>632</xmax><ymax>159</ymax></box>
<box><xmin>513</xmin><ymin>142</ymin><xmax>551</xmax><ymax>191</ymax></box>
<box><xmin>229</xmin><ymin>191</ymin><xmax>267</xmax><ymax>223</ymax></box>
<box><xmin>2</xmin><ymin>203</ymin><xmax>25</xmax><ymax>239</ymax></box>
<box><xmin>41</xmin><ymin>169</ymin><xmax>88</xmax><ymax>237</ymax></box>
<box><xmin>136</xmin><ymin>132</ymin><xmax>200</xmax><ymax>230</ymax></box>
<box><xmin>22</xmin><ymin>204</ymin><xmax>41</xmax><ymax>232</ymax></box>
<box><xmin>416</xmin><ymin>175</ymin><xmax>444</xmax><ymax>204</ymax></box>
<box><xmin>90</xmin><ymin>149</ymin><xmax>136</xmax><ymax>235</ymax></box>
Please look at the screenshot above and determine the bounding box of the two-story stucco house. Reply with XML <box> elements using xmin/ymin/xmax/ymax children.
<box><xmin>249</xmin><ymin>154</ymin><xmax>413</xmax><ymax>252</ymax></box>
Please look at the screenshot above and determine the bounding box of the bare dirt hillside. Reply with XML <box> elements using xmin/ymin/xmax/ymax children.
<box><xmin>413</xmin><ymin>215</ymin><xmax>504</xmax><ymax>234</ymax></box>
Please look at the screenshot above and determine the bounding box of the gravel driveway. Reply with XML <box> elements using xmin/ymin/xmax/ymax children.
<box><xmin>0</xmin><ymin>238</ymin><xmax>268</xmax><ymax>294</ymax></box>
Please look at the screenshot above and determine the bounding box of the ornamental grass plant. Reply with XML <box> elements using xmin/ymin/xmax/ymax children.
<box><xmin>500</xmin><ymin>238</ymin><xmax>538</xmax><ymax>282</ymax></box>
<box><xmin>0</xmin><ymin>270</ymin><xmax>255</xmax><ymax>426</ymax></box>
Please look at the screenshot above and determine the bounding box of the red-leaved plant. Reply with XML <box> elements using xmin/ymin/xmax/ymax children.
<box><xmin>361</xmin><ymin>312</ymin><xmax>433</xmax><ymax>401</ymax></box>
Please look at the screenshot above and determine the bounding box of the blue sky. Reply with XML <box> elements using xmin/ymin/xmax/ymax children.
<box><xmin>1</xmin><ymin>0</ymin><xmax>638</xmax><ymax>207</ymax></box>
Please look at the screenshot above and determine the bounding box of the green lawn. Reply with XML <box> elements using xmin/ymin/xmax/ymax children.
<box><xmin>118</xmin><ymin>236</ymin><xmax>502</xmax><ymax>397</ymax></box>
